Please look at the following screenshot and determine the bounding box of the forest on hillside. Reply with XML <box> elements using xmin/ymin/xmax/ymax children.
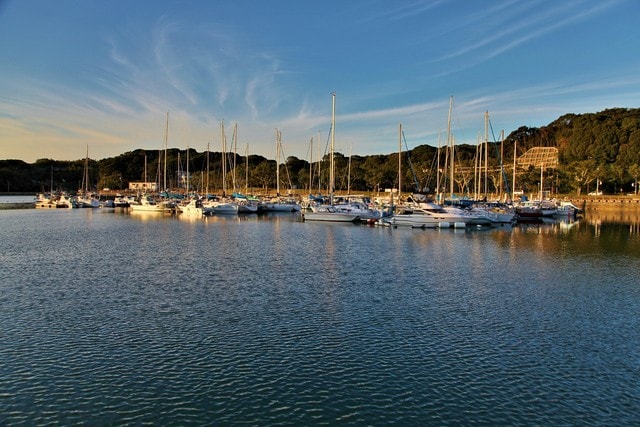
<box><xmin>1</xmin><ymin>108</ymin><xmax>639</xmax><ymax>197</ymax></box>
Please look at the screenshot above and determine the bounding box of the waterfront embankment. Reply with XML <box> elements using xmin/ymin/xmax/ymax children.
<box><xmin>568</xmin><ymin>196</ymin><xmax>640</xmax><ymax>211</ymax></box>
<box><xmin>0</xmin><ymin>194</ymin><xmax>35</xmax><ymax>209</ymax></box>
<box><xmin>565</xmin><ymin>196</ymin><xmax>640</xmax><ymax>224</ymax></box>
<box><xmin>0</xmin><ymin>202</ymin><xmax>35</xmax><ymax>210</ymax></box>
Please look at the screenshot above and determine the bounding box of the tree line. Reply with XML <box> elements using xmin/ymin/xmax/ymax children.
<box><xmin>1</xmin><ymin>107</ymin><xmax>639</xmax><ymax>197</ymax></box>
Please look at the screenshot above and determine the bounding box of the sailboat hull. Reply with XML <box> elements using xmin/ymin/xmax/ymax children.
<box><xmin>303</xmin><ymin>205</ymin><xmax>359</xmax><ymax>222</ymax></box>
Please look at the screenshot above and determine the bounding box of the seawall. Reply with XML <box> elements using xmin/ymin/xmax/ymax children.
<box><xmin>0</xmin><ymin>202</ymin><xmax>35</xmax><ymax>210</ymax></box>
<box><xmin>568</xmin><ymin>197</ymin><xmax>640</xmax><ymax>212</ymax></box>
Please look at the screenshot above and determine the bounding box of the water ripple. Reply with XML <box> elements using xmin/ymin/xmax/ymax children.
<box><xmin>1</xmin><ymin>211</ymin><xmax>640</xmax><ymax>424</ymax></box>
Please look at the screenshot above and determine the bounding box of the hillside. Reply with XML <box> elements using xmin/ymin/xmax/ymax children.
<box><xmin>1</xmin><ymin>108</ymin><xmax>639</xmax><ymax>195</ymax></box>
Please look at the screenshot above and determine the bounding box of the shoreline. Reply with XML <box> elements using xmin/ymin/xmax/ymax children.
<box><xmin>567</xmin><ymin>197</ymin><xmax>640</xmax><ymax>211</ymax></box>
<box><xmin>3</xmin><ymin>193</ymin><xmax>640</xmax><ymax>212</ymax></box>
<box><xmin>0</xmin><ymin>202</ymin><xmax>35</xmax><ymax>210</ymax></box>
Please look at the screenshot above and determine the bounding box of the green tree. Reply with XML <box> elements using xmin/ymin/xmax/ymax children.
<box><xmin>252</xmin><ymin>160</ymin><xmax>275</xmax><ymax>192</ymax></box>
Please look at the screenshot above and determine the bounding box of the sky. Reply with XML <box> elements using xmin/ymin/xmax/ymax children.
<box><xmin>1</xmin><ymin>0</ymin><xmax>639</xmax><ymax>163</ymax></box>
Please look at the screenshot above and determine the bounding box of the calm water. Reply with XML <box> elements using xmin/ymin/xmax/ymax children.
<box><xmin>1</xmin><ymin>207</ymin><xmax>640</xmax><ymax>425</ymax></box>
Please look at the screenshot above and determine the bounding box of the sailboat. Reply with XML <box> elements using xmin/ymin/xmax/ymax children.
<box><xmin>176</xmin><ymin>147</ymin><xmax>205</xmax><ymax>217</ymax></box>
<box><xmin>303</xmin><ymin>92</ymin><xmax>360</xmax><ymax>223</ymax></box>
<box><xmin>332</xmin><ymin>146</ymin><xmax>386</xmax><ymax>221</ymax></box>
<box><xmin>202</xmin><ymin>120</ymin><xmax>239</xmax><ymax>215</ymax></box>
<box><xmin>77</xmin><ymin>145</ymin><xmax>100</xmax><ymax>208</ymax></box>
<box><xmin>261</xmin><ymin>129</ymin><xmax>301</xmax><ymax>212</ymax></box>
<box><xmin>35</xmin><ymin>165</ymin><xmax>78</xmax><ymax>208</ymax></box>
<box><xmin>227</xmin><ymin>127</ymin><xmax>258</xmax><ymax>214</ymax></box>
<box><xmin>515</xmin><ymin>163</ymin><xmax>557</xmax><ymax>219</ymax></box>
<box><xmin>465</xmin><ymin>113</ymin><xmax>516</xmax><ymax>225</ymax></box>
<box><xmin>131</xmin><ymin>115</ymin><xmax>173</xmax><ymax>213</ymax></box>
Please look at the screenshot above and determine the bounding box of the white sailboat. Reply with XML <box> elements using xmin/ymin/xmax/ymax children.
<box><xmin>233</xmin><ymin>136</ymin><xmax>258</xmax><ymax>214</ymax></box>
<box><xmin>77</xmin><ymin>145</ymin><xmax>100</xmax><ymax>208</ymax></box>
<box><xmin>469</xmin><ymin>111</ymin><xmax>516</xmax><ymax>224</ymax></box>
<box><xmin>202</xmin><ymin>120</ymin><xmax>239</xmax><ymax>215</ymax></box>
<box><xmin>261</xmin><ymin>129</ymin><xmax>301</xmax><ymax>212</ymax></box>
<box><xmin>303</xmin><ymin>92</ymin><xmax>360</xmax><ymax>223</ymax></box>
<box><xmin>35</xmin><ymin>165</ymin><xmax>78</xmax><ymax>208</ymax></box>
<box><xmin>332</xmin><ymin>146</ymin><xmax>386</xmax><ymax>221</ymax></box>
<box><xmin>177</xmin><ymin>147</ymin><xmax>205</xmax><ymax>217</ymax></box>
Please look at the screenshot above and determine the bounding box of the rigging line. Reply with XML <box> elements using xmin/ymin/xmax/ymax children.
<box><xmin>323</xmin><ymin>124</ymin><xmax>332</xmax><ymax>157</ymax></box>
<box><xmin>317</xmin><ymin>124</ymin><xmax>332</xmax><ymax>192</ymax></box>
<box><xmin>305</xmin><ymin>137</ymin><xmax>314</xmax><ymax>191</ymax></box>
<box><xmin>426</xmin><ymin>145</ymin><xmax>439</xmax><ymax>191</ymax></box>
<box><xmin>304</xmin><ymin>137</ymin><xmax>313</xmax><ymax>165</ymax></box>
<box><xmin>488</xmin><ymin>119</ymin><xmax>512</xmax><ymax>196</ymax></box>
<box><xmin>401</xmin><ymin>130</ymin><xmax>420</xmax><ymax>192</ymax></box>
<box><xmin>278</xmin><ymin>139</ymin><xmax>295</xmax><ymax>192</ymax></box>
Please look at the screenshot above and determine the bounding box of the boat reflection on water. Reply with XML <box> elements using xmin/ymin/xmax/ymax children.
<box><xmin>128</xmin><ymin>209</ymin><xmax>174</xmax><ymax>222</ymax></box>
<box><xmin>511</xmin><ymin>208</ymin><xmax>640</xmax><ymax>235</ymax></box>
<box><xmin>496</xmin><ymin>211</ymin><xmax>640</xmax><ymax>258</ymax></box>
<box><xmin>583</xmin><ymin>209</ymin><xmax>640</xmax><ymax>225</ymax></box>
<box><xmin>583</xmin><ymin>210</ymin><xmax>640</xmax><ymax>237</ymax></box>
<box><xmin>513</xmin><ymin>216</ymin><xmax>581</xmax><ymax>235</ymax></box>
<box><xmin>4</xmin><ymin>198</ymin><xmax>640</xmax><ymax>426</ymax></box>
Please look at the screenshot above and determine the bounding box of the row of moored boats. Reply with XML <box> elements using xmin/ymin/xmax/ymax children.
<box><xmin>33</xmin><ymin>191</ymin><xmax>583</xmax><ymax>228</ymax></box>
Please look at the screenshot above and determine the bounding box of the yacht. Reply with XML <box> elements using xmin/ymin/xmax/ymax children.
<box><xmin>129</xmin><ymin>194</ymin><xmax>165</xmax><ymax>212</ymax></box>
<box><xmin>178</xmin><ymin>199</ymin><xmax>204</xmax><ymax>216</ymax></box>
<box><xmin>389</xmin><ymin>202</ymin><xmax>467</xmax><ymax>228</ymax></box>
<box><xmin>303</xmin><ymin>205</ymin><xmax>360</xmax><ymax>222</ymax></box>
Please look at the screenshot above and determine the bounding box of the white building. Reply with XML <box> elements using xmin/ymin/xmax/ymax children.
<box><xmin>128</xmin><ymin>182</ymin><xmax>158</xmax><ymax>191</ymax></box>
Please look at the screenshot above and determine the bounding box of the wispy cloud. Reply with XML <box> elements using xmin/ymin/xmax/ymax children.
<box><xmin>487</xmin><ymin>1</ymin><xmax>616</xmax><ymax>59</ymax></box>
<box><xmin>1</xmin><ymin>0</ymin><xmax>636</xmax><ymax>162</ymax></box>
<box><xmin>355</xmin><ymin>0</ymin><xmax>446</xmax><ymax>24</ymax></box>
<box><xmin>434</xmin><ymin>0</ymin><xmax>618</xmax><ymax>66</ymax></box>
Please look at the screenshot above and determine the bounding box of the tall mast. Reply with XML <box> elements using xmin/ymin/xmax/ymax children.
<box><xmin>206</xmin><ymin>142</ymin><xmax>210</xmax><ymax>196</ymax></box>
<box><xmin>484</xmin><ymin>111</ymin><xmax>489</xmax><ymax>198</ymax></box>
<box><xmin>479</xmin><ymin>132</ymin><xmax>484</xmax><ymax>199</ymax></box>
<box><xmin>309</xmin><ymin>136</ymin><xmax>313</xmax><ymax>192</ymax></box>
<box><xmin>317</xmin><ymin>130</ymin><xmax>321</xmax><ymax>194</ymax></box>
<box><xmin>512</xmin><ymin>139</ymin><xmax>517</xmax><ymax>201</ymax></box>
<box><xmin>499</xmin><ymin>129</ymin><xmax>504</xmax><ymax>201</ymax></box>
<box><xmin>186</xmin><ymin>146</ymin><xmax>189</xmax><ymax>193</ymax></box>
<box><xmin>275</xmin><ymin>129</ymin><xmax>281</xmax><ymax>196</ymax></box>
<box><xmin>83</xmin><ymin>144</ymin><xmax>89</xmax><ymax>194</ymax></box>
<box><xmin>451</xmin><ymin>135</ymin><xmax>456</xmax><ymax>198</ymax></box>
<box><xmin>232</xmin><ymin>122</ymin><xmax>238</xmax><ymax>193</ymax></box>
<box><xmin>221</xmin><ymin>120</ymin><xmax>226</xmax><ymax>196</ymax></box>
<box><xmin>436</xmin><ymin>132</ymin><xmax>441</xmax><ymax>203</ymax></box>
<box><xmin>475</xmin><ymin>134</ymin><xmax>481</xmax><ymax>200</ymax></box>
<box><xmin>540</xmin><ymin>165</ymin><xmax>544</xmax><ymax>200</ymax></box>
<box><xmin>157</xmin><ymin>148</ymin><xmax>161</xmax><ymax>191</ymax></box>
<box><xmin>330</xmin><ymin>92</ymin><xmax>336</xmax><ymax>204</ymax></box>
<box><xmin>144</xmin><ymin>153</ymin><xmax>147</xmax><ymax>191</ymax></box>
<box><xmin>164</xmin><ymin>111</ymin><xmax>168</xmax><ymax>192</ymax></box>
<box><xmin>245</xmin><ymin>144</ymin><xmax>249</xmax><ymax>195</ymax></box>
<box><xmin>348</xmin><ymin>144</ymin><xmax>352</xmax><ymax>196</ymax></box>
<box><xmin>177</xmin><ymin>151</ymin><xmax>181</xmax><ymax>190</ymax></box>
<box><xmin>398</xmin><ymin>123</ymin><xmax>402</xmax><ymax>202</ymax></box>
<box><xmin>447</xmin><ymin>96</ymin><xmax>454</xmax><ymax>198</ymax></box>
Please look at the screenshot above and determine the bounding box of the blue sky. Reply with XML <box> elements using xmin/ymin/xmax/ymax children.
<box><xmin>1</xmin><ymin>0</ymin><xmax>638</xmax><ymax>163</ymax></box>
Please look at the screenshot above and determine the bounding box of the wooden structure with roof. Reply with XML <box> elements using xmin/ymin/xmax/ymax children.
<box><xmin>517</xmin><ymin>147</ymin><xmax>558</xmax><ymax>169</ymax></box>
